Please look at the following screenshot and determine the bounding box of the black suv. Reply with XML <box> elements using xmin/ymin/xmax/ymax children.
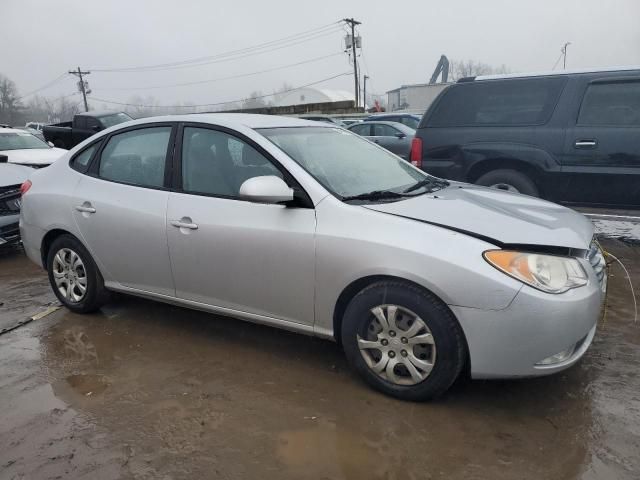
<box><xmin>411</xmin><ymin>68</ymin><xmax>640</xmax><ymax>207</ymax></box>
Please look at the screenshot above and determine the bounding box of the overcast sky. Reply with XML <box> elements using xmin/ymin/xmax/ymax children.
<box><xmin>2</xmin><ymin>0</ymin><xmax>639</xmax><ymax>109</ymax></box>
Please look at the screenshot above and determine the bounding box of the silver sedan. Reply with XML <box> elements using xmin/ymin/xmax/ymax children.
<box><xmin>19</xmin><ymin>114</ymin><xmax>606</xmax><ymax>401</ymax></box>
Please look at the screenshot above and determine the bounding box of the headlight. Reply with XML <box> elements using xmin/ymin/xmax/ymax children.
<box><xmin>483</xmin><ymin>250</ymin><xmax>588</xmax><ymax>294</ymax></box>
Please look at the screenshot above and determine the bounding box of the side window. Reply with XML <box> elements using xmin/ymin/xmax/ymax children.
<box><xmin>350</xmin><ymin>124</ymin><xmax>370</xmax><ymax>136</ymax></box>
<box><xmin>86</xmin><ymin>117</ymin><xmax>101</xmax><ymax>131</ymax></box>
<box><xmin>578</xmin><ymin>81</ymin><xmax>640</xmax><ymax>126</ymax></box>
<box><xmin>75</xmin><ymin>117</ymin><xmax>87</xmax><ymax>129</ymax></box>
<box><xmin>98</xmin><ymin>126</ymin><xmax>171</xmax><ymax>188</ymax></box>
<box><xmin>428</xmin><ymin>77</ymin><xmax>565</xmax><ymax>126</ymax></box>
<box><xmin>181</xmin><ymin>127</ymin><xmax>282</xmax><ymax>198</ymax></box>
<box><xmin>70</xmin><ymin>143</ymin><xmax>98</xmax><ymax>172</ymax></box>
<box><xmin>373</xmin><ymin>124</ymin><xmax>396</xmax><ymax>136</ymax></box>
<box><xmin>401</xmin><ymin>117</ymin><xmax>419</xmax><ymax>129</ymax></box>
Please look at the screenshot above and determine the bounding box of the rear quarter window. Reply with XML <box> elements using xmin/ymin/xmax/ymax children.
<box><xmin>427</xmin><ymin>77</ymin><xmax>566</xmax><ymax>127</ymax></box>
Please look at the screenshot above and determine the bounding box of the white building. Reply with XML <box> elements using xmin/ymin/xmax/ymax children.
<box><xmin>273</xmin><ymin>88</ymin><xmax>355</xmax><ymax>107</ymax></box>
<box><xmin>386</xmin><ymin>83</ymin><xmax>451</xmax><ymax>112</ymax></box>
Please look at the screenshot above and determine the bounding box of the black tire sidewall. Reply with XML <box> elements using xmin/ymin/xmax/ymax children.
<box><xmin>476</xmin><ymin>169</ymin><xmax>538</xmax><ymax>197</ymax></box>
<box><xmin>341</xmin><ymin>282</ymin><xmax>466</xmax><ymax>401</ymax></box>
<box><xmin>46</xmin><ymin>235</ymin><xmax>103</xmax><ymax>313</ymax></box>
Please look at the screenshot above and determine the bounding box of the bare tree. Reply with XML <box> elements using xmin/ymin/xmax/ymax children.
<box><xmin>0</xmin><ymin>74</ymin><xmax>22</xmax><ymax>124</ymax></box>
<box><xmin>449</xmin><ymin>60</ymin><xmax>509</xmax><ymax>81</ymax></box>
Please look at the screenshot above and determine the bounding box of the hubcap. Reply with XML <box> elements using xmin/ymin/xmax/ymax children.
<box><xmin>489</xmin><ymin>182</ymin><xmax>520</xmax><ymax>193</ymax></box>
<box><xmin>357</xmin><ymin>305</ymin><xmax>437</xmax><ymax>386</ymax></box>
<box><xmin>52</xmin><ymin>248</ymin><xmax>87</xmax><ymax>303</ymax></box>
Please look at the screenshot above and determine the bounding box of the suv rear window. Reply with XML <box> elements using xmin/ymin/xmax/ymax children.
<box><xmin>427</xmin><ymin>77</ymin><xmax>565</xmax><ymax>127</ymax></box>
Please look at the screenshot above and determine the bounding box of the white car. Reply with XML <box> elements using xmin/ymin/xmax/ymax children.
<box><xmin>0</xmin><ymin>128</ymin><xmax>67</xmax><ymax>168</ymax></box>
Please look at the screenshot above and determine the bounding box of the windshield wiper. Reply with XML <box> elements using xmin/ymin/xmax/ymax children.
<box><xmin>342</xmin><ymin>190</ymin><xmax>405</xmax><ymax>202</ymax></box>
<box><xmin>402</xmin><ymin>178</ymin><xmax>450</xmax><ymax>194</ymax></box>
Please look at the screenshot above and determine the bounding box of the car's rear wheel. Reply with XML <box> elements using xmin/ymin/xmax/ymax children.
<box><xmin>46</xmin><ymin>234</ymin><xmax>107</xmax><ymax>313</ymax></box>
<box><xmin>475</xmin><ymin>169</ymin><xmax>539</xmax><ymax>197</ymax></box>
<box><xmin>341</xmin><ymin>281</ymin><xmax>466</xmax><ymax>401</ymax></box>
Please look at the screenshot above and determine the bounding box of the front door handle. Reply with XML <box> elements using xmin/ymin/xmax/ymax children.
<box><xmin>75</xmin><ymin>204</ymin><xmax>96</xmax><ymax>213</ymax></box>
<box><xmin>574</xmin><ymin>139</ymin><xmax>597</xmax><ymax>149</ymax></box>
<box><xmin>170</xmin><ymin>218</ymin><xmax>199</xmax><ymax>230</ymax></box>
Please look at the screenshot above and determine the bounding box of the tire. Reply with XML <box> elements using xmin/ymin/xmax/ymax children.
<box><xmin>341</xmin><ymin>281</ymin><xmax>466</xmax><ymax>401</ymax></box>
<box><xmin>53</xmin><ymin>139</ymin><xmax>66</xmax><ymax>149</ymax></box>
<box><xmin>46</xmin><ymin>234</ymin><xmax>108</xmax><ymax>313</ymax></box>
<box><xmin>475</xmin><ymin>169</ymin><xmax>539</xmax><ymax>197</ymax></box>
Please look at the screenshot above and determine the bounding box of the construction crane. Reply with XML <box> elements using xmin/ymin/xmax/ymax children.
<box><xmin>429</xmin><ymin>55</ymin><xmax>449</xmax><ymax>84</ymax></box>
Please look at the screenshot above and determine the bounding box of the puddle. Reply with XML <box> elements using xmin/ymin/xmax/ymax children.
<box><xmin>66</xmin><ymin>374</ymin><xmax>110</xmax><ymax>396</ymax></box>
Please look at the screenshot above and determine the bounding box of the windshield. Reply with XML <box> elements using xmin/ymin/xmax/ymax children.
<box><xmin>259</xmin><ymin>127</ymin><xmax>444</xmax><ymax>199</ymax></box>
<box><xmin>0</xmin><ymin>132</ymin><xmax>48</xmax><ymax>151</ymax></box>
<box><xmin>99</xmin><ymin>112</ymin><xmax>133</xmax><ymax>128</ymax></box>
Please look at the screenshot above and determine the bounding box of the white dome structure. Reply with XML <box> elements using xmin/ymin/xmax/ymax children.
<box><xmin>274</xmin><ymin>88</ymin><xmax>355</xmax><ymax>107</ymax></box>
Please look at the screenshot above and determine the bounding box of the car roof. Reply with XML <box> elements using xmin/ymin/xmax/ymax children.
<box><xmin>472</xmin><ymin>65</ymin><xmax>640</xmax><ymax>81</ymax></box>
<box><xmin>350</xmin><ymin>120</ymin><xmax>412</xmax><ymax>129</ymax></box>
<box><xmin>115</xmin><ymin>113</ymin><xmax>330</xmax><ymax>130</ymax></box>
<box><xmin>0</xmin><ymin>127</ymin><xmax>36</xmax><ymax>135</ymax></box>
<box><xmin>77</xmin><ymin>110</ymin><xmax>126</xmax><ymax>118</ymax></box>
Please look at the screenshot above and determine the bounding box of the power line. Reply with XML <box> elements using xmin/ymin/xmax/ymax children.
<box><xmin>94</xmin><ymin>52</ymin><xmax>345</xmax><ymax>91</ymax></box>
<box><xmin>90</xmin><ymin>22</ymin><xmax>342</xmax><ymax>73</ymax></box>
<box><xmin>89</xmin><ymin>72</ymin><xmax>352</xmax><ymax>109</ymax></box>
<box><xmin>16</xmin><ymin>73</ymin><xmax>70</xmax><ymax>100</ymax></box>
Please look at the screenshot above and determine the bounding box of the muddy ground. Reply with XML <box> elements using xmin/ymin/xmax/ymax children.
<box><xmin>1</xmin><ymin>225</ymin><xmax>639</xmax><ymax>479</ymax></box>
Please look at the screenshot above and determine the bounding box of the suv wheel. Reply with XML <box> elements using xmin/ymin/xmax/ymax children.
<box><xmin>476</xmin><ymin>169</ymin><xmax>539</xmax><ymax>197</ymax></box>
<box><xmin>341</xmin><ymin>281</ymin><xmax>466</xmax><ymax>401</ymax></box>
<box><xmin>46</xmin><ymin>234</ymin><xmax>108</xmax><ymax>313</ymax></box>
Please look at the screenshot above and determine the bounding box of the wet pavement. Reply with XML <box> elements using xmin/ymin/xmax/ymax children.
<box><xmin>1</xmin><ymin>221</ymin><xmax>639</xmax><ymax>479</ymax></box>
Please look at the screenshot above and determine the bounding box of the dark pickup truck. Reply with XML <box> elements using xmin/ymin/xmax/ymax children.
<box><xmin>411</xmin><ymin>67</ymin><xmax>640</xmax><ymax>207</ymax></box>
<box><xmin>43</xmin><ymin>111</ymin><xmax>132</xmax><ymax>149</ymax></box>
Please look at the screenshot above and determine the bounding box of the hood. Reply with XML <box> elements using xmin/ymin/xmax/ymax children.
<box><xmin>0</xmin><ymin>147</ymin><xmax>67</xmax><ymax>166</ymax></box>
<box><xmin>0</xmin><ymin>163</ymin><xmax>33</xmax><ymax>187</ymax></box>
<box><xmin>364</xmin><ymin>183</ymin><xmax>594</xmax><ymax>251</ymax></box>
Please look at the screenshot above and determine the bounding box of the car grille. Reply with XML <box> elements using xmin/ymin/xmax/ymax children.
<box><xmin>0</xmin><ymin>185</ymin><xmax>22</xmax><ymax>216</ymax></box>
<box><xmin>587</xmin><ymin>241</ymin><xmax>607</xmax><ymax>289</ymax></box>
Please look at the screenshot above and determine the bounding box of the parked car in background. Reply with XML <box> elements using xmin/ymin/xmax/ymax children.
<box><xmin>0</xmin><ymin>128</ymin><xmax>67</xmax><ymax>167</ymax></box>
<box><xmin>297</xmin><ymin>114</ymin><xmax>344</xmax><ymax>126</ymax></box>
<box><xmin>348</xmin><ymin>121</ymin><xmax>415</xmax><ymax>159</ymax></box>
<box><xmin>0</xmin><ymin>162</ymin><xmax>32</xmax><ymax>246</ymax></box>
<box><xmin>364</xmin><ymin>113</ymin><xmax>422</xmax><ymax>129</ymax></box>
<box><xmin>43</xmin><ymin>111</ymin><xmax>132</xmax><ymax>149</ymax></box>
<box><xmin>21</xmin><ymin>113</ymin><xmax>605</xmax><ymax>401</ymax></box>
<box><xmin>412</xmin><ymin>66</ymin><xmax>640</xmax><ymax>207</ymax></box>
<box><xmin>340</xmin><ymin>119</ymin><xmax>362</xmax><ymax>127</ymax></box>
<box><xmin>17</xmin><ymin>127</ymin><xmax>46</xmax><ymax>142</ymax></box>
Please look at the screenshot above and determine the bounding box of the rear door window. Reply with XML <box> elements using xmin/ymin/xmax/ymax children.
<box><xmin>350</xmin><ymin>124</ymin><xmax>371</xmax><ymax>136</ymax></box>
<box><xmin>428</xmin><ymin>77</ymin><xmax>565</xmax><ymax>127</ymax></box>
<box><xmin>577</xmin><ymin>81</ymin><xmax>640</xmax><ymax>126</ymax></box>
<box><xmin>98</xmin><ymin>126</ymin><xmax>172</xmax><ymax>188</ymax></box>
<box><xmin>373</xmin><ymin>124</ymin><xmax>398</xmax><ymax>136</ymax></box>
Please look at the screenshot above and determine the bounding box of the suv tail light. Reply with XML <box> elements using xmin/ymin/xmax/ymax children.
<box><xmin>20</xmin><ymin>180</ymin><xmax>32</xmax><ymax>196</ymax></box>
<box><xmin>410</xmin><ymin>137</ymin><xmax>423</xmax><ymax>168</ymax></box>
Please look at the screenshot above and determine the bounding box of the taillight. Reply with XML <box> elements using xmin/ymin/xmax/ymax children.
<box><xmin>20</xmin><ymin>180</ymin><xmax>32</xmax><ymax>196</ymax></box>
<box><xmin>410</xmin><ymin>137</ymin><xmax>423</xmax><ymax>168</ymax></box>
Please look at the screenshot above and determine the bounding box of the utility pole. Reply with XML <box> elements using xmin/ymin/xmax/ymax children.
<box><xmin>69</xmin><ymin>67</ymin><xmax>91</xmax><ymax>112</ymax></box>
<box><xmin>343</xmin><ymin>18</ymin><xmax>361</xmax><ymax>109</ymax></box>
<box><xmin>561</xmin><ymin>42</ymin><xmax>571</xmax><ymax>69</ymax></box>
<box><xmin>363</xmin><ymin>75</ymin><xmax>369</xmax><ymax>111</ymax></box>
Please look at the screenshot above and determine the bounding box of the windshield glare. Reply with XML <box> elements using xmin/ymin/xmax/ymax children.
<box><xmin>99</xmin><ymin>112</ymin><xmax>133</xmax><ymax>128</ymax></box>
<box><xmin>260</xmin><ymin>127</ymin><xmax>429</xmax><ymax>198</ymax></box>
<box><xmin>0</xmin><ymin>132</ymin><xmax>48</xmax><ymax>151</ymax></box>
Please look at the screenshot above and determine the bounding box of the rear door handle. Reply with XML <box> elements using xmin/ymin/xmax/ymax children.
<box><xmin>75</xmin><ymin>204</ymin><xmax>96</xmax><ymax>213</ymax></box>
<box><xmin>574</xmin><ymin>139</ymin><xmax>597</xmax><ymax>149</ymax></box>
<box><xmin>170</xmin><ymin>219</ymin><xmax>198</xmax><ymax>230</ymax></box>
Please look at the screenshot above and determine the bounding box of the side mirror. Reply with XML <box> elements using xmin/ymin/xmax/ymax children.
<box><xmin>47</xmin><ymin>141</ymin><xmax>54</xmax><ymax>147</ymax></box>
<box><xmin>239</xmin><ymin>175</ymin><xmax>294</xmax><ymax>204</ymax></box>
<box><xmin>395</xmin><ymin>132</ymin><xmax>406</xmax><ymax>139</ymax></box>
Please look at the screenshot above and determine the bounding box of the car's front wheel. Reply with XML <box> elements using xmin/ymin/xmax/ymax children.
<box><xmin>46</xmin><ymin>234</ymin><xmax>107</xmax><ymax>313</ymax></box>
<box><xmin>341</xmin><ymin>281</ymin><xmax>466</xmax><ymax>401</ymax></box>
